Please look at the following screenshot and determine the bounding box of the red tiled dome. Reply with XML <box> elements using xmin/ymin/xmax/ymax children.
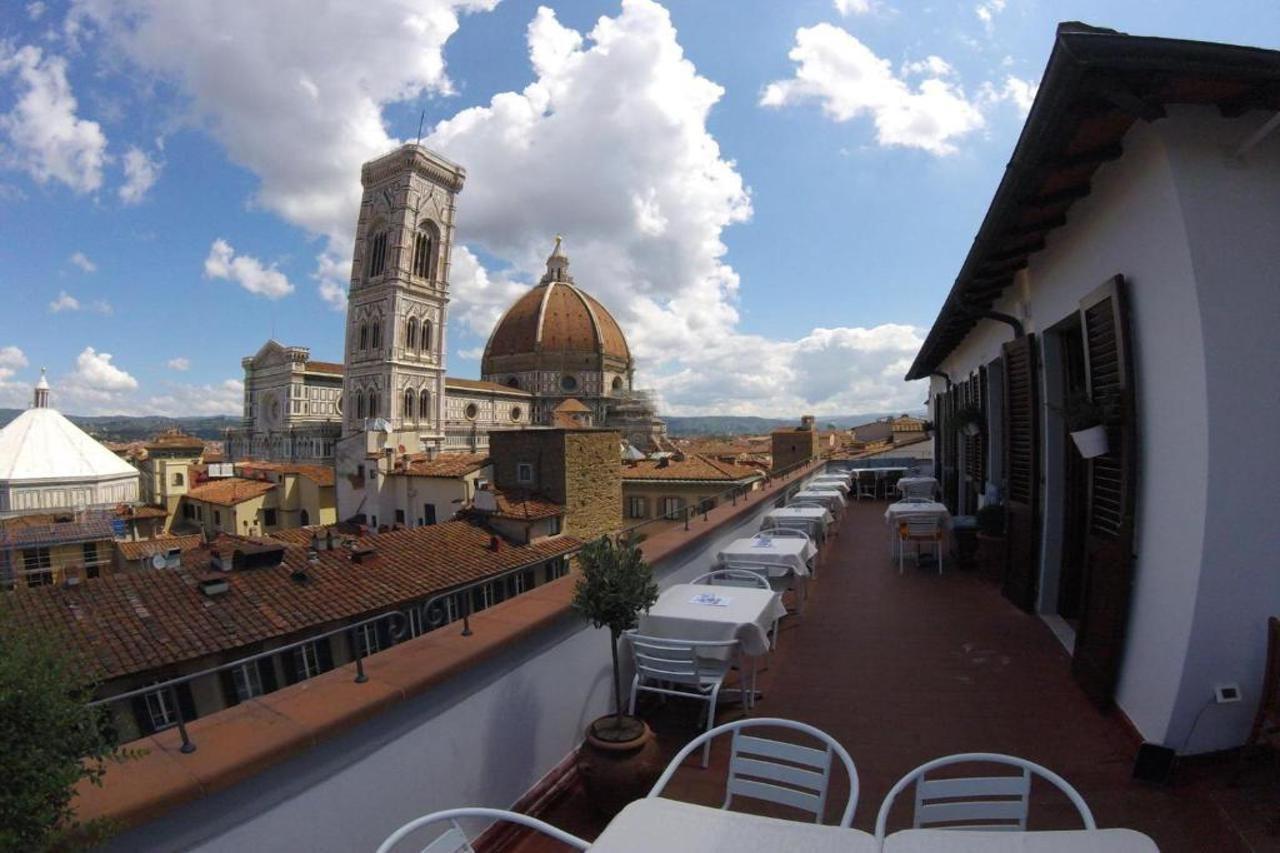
<box><xmin>482</xmin><ymin>280</ymin><xmax>630</xmax><ymax>364</ymax></box>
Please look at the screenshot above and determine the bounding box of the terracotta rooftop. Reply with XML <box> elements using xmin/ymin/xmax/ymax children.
<box><xmin>445</xmin><ymin>377</ymin><xmax>533</xmax><ymax>397</ymax></box>
<box><xmin>116</xmin><ymin>534</ymin><xmax>206</xmax><ymax>562</ymax></box>
<box><xmin>400</xmin><ymin>452</ymin><xmax>490</xmax><ymax>478</ymax></box>
<box><xmin>6</xmin><ymin>522</ymin><xmax>582</xmax><ymax>682</ymax></box>
<box><xmin>184</xmin><ymin>478</ymin><xmax>276</xmax><ymax>506</ymax></box>
<box><xmin>483</xmin><ymin>488</ymin><xmax>564</xmax><ymax>522</ymax></box>
<box><xmin>303</xmin><ymin>360</ymin><xmax>344</xmax><ymax>376</ymax></box>
<box><xmin>115</xmin><ymin>504</ymin><xmax>169</xmax><ymax>520</ymax></box>
<box><xmin>620</xmin><ymin>454</ymin><xmax>764</xmax><ymax>482</ymax></box>
<box><xmin>144</xmin><ymin>429</ymin><xmax>206</xmax><ymax>452</ymax></box>
<box><xmin>235</xmin><ymin>461</ymin><xmax>336</xmax><ymax>487</ymax></box>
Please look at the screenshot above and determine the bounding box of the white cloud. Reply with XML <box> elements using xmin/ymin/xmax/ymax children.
<box><xmin>48</xmin><ymin>290</ymin><xmax>113</xmax><ymax>314</ymax></box>
<box><xmin>0</xmin><ymin>345</ymin><xmax>29</xmax><ymax>379</ymax></box>
<box><xmin>203</xmin><ymin>238</ymin><xmax>294</xmax><ymax>299</ymax></box>
<box><xmin>834</xmin><ymin>0</ymin><xmax>873</xmax><ymax>13</ymax></box>
<box><xmin>71</xmin><ymin>0</ymin><xmax>500</xmax><ymax>304</ymax></box>
<box><xmin>69</xmin><ymin>250</ymin><xmax>96</xmax><ymax>272</ymax></box>
<box><xmin>166</xmin><ymin>356</ymin><xmax>190</xmax><ymax>371</ymax></box>
<box><xmin>27</xmin><ymin>2</ymin><xmax>47</xmax><ymax>21</ymax></box>
<box><xmin>903</xmin><ymin>56</ymin><xmax>954</xmax><ymax>78</ymax></box>
<box><xmin>761</xmin><ymin>24</ymin><xmax>985</xmax><ymax>156</ymax></box>
<box><xmin>980</xmin><ymin>75</ymin><xmax>1038</xmax><ymax>115</ymax></box>
<box><xmin>54</xmin><ymin>346</ymin><xmax>138</xmax><ymax>412</ymax></box>
<box><xmin>975</xmin><ymin>0</ymin><xmax>1006</xmax><ymax>27</ymax></box>
<box><xmin>49</xmin><ymin>290</ymin><xmax>80</xmax><ymax>312</ymax></box>
<box><xmin>118</xmin><ymin>145</ymin><xmax>161</xmax><ymax>204</ymax></box>
<box><xmin>144</xmin><ymin>378</ymin><xmax>243</xmax><ymax>416</ymax></box>
<box><xmin>0</xmin><ymin>43</ymin><xmax>108</xmax><ymax>193</ymax></box>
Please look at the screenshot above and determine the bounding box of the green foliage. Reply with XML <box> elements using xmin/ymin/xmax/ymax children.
<box><xmin>572</xmin><ymin>536</ymin><xmax>658</xmax><ymax>724</ymax></box>
<box><xmin>1051</xmin><ymin>392</ymin><xmax>1113</xmax><ymax>432</ymax></box>
<box><xmin>572</xmin><ymin>536</ymin><xmax>658</xmax><ymax>639</ymax></box>
<box><xmin>0</xmin><ymin>609</ymin><xmax>127</xmax><ymax>850</ymax></box>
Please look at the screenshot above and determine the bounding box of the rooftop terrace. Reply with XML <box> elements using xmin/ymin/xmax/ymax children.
<box><xmin>77</xmin><ymin>463</ymin><xmax>1276</xmax><ymax>851</ymax></box>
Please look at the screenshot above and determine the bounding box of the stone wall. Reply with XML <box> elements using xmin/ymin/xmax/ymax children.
<box><xmin>771</xmin><ymin>428</ymin><xmax>819</xmax><ymax>474</ymax></box>
<box><xmin>489</xmin><ymin>428</ymin><xmax>621</xmax><ymax>541</ymax></box>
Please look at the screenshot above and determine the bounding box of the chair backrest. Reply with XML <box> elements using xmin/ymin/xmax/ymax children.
<box><xmin>899</xmin><ymin>516</ymin><xmax>941</xmax><ymax>538</ymax></box>
<box><xmin>627</xmin><ymin>634</ymin><xmax>737</xmax><ymax>687</ymax></box>
<box><xmin>649</xmin><ymin>717</ymin><xmax>860</xmax><ymax>827</ymax></box>
<box><xmin>874</xmin><ymin>753</ymin><xmax>1096</xmax><ymax>839</ymax></box>
<box><xmin>901</xmin><ymin>481</ymin><xmax>934</xmax><ymax>499</ymax></box>
<box><xmin>377</xmin><ymin>807</ymin><xmax>589</xmax><ymax>853</ymax></box>
<box><xmin>899</xmin><ymin>496</ymin><xmax>932</xmax><ymax>504</ymax></box>
<box><xmin>693</xmin><ymin>568</ymin><xmax>770</xmax><ymax>589</ymax></box>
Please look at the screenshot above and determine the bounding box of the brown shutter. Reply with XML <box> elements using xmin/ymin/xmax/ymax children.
<box><xmin>1071</xmin><ymin>275</ymin><xmax>1138</xmax><ymax>708</ymax></box>
<box><xmin>1001</xmin><ymin>334</ymin><xmax>1039</xmax><ymax>612</ymax></box>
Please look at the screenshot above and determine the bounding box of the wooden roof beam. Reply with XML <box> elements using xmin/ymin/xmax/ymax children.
<box><xmin>1006</xmin><ymin>214</ymin><xmax>1066</xmax><ymax>238</ymax></box>
<box><xmin>986</xmin><ymin>239</ymin><xmax>1046</xmax><ymax>264</ymax></box>
<box><xmin>1095</xmin><ymin>81</ymin><xmax>1167</xmax><ymax>122</ymax></box>
<box><xmin>1024</xmin><ymin>183</ymin><xmax>1092</xmax><ymax>209</ymax></box>
<box><xmin>1219</xmin><ymin>82</ymin><xmax>1280</xmax><ymax>118</ymax></box>
<box><xmin>1043</xmin><ymin>143</ymin><xmax>1124</xmax><ymax>170</ymax></box>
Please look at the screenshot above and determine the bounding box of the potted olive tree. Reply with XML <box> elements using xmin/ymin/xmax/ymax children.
<box><xmin>1057</xmin><ymin>392</ymin><xmax>1110</xmax><ymax>458</ymax></box>
<box><xmin>571</xmin><ymin>535</ymin><xmax>662</xmax><ymax>815</ymax></box>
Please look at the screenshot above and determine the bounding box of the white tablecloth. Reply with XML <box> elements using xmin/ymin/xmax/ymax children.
<box><xmin>807</xmin><ymin>477</ymin><xmax>850</xmax><ymax>495</ymax></box>
<box><xmin>792</xmin><ymin>490</ymin><xmax>845</xmax><ymax>516</ymax></box>
<box><xmin>762</xmin><ymin>506</ymin><xmax>834</xmax><ymax>537</ymax></box>
<box><xmin>813</xmin><ymin>471</ymin><xmax>854</xmax><ymax>486</ymax></box>
<box><xmin>638</xmin><ymin>584</ymin><xmax>786</xmax><ymax>657</ymax></box>
<box><xmin>856</xmin><ymin>466</ymin><xmax>910</xmax><ymax>475</ymax></box>
<box><xmin>588</xmin><ymin>798</ymin><xmax>877</xmax><ymax>852</ymax></box>
<box><xmin>897</xmin><ymin>476</ymin><xmax>938</xmax><ymax>496</ymax></box>
<box><xmin>883</xmin><ymin>828</ymin><xmax>1157</xmax><ymax>852</ymax></box>
<box><xmin>883</xmin><ymin>500</ymin><xmax>952</xmax><ymax>528</ymax></box>
<box><xmin>718</xmin><ymin>535</ymin><xmax>815</xmax><ymax>577</ymax></box>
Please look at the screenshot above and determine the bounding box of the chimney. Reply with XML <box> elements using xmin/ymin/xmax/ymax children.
<box><xmin>351</xmin><ymin>544</ymin><xmax>377</xmax><ymax>564</ymax></box>
<box><xmin>489</xmin><ymin>535</ymin><xmax>502</xmax><ymax>552</ymax></box>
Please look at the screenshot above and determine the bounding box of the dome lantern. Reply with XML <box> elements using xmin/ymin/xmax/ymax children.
<box><xmin>541</xmin><ymin>235</ymin><xmax>574</xmax><ymax>285</ymax></box>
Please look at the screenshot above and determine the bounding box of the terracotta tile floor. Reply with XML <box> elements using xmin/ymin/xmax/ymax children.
<box><xmin>517</xmin><ymin>500</ymin><xmax>1280</xmax><ymax>851</ymax></box>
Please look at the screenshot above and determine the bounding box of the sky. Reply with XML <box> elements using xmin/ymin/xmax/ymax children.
<box><xmin>0</xmin><ymin>0</ymin><xmax>1277</xmax><ymax>419</ymax></box>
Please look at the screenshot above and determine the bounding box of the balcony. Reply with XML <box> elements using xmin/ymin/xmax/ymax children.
<box><xmin>80</xmin><ymin>464</ymin><xmax>1274</xmax><ymax>852</ymax></box>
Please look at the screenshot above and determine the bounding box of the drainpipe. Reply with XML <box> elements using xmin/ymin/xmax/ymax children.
<box><xmin>979</xmin><ymin>310</ymin><xmax>1025</xmax><ymax>338</ymax></box>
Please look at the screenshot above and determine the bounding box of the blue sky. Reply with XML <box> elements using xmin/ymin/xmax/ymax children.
<box><xmin>1</xmin><ymin>0</ymin><xmax>1277</xmax><ymax>417</ymax></box>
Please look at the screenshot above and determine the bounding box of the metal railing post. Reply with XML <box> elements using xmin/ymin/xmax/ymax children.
<box><xmin>351</xmin><ymin>628</ymin><xmax>368</xmax><ymax>683</ymax></box>
<box><xmin>461</xmin><ymin>591</ymin><xmax>473</xmax><ymax>637</ymax></box>
<box><xmin>169</xmin><ymin>685</ymin><xmax>196</xmax><ymax>753</ymax></box>
<box><xmin>684</xmin><ymin>506</ymin><xmax>690</xmax><ymax>531</ymax></box>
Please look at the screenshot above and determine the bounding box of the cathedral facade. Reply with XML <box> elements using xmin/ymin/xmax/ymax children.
<box><xmin>229</xmin><ymin>142</ymin><xmax>666</xmax><ymax>523</ymax></box>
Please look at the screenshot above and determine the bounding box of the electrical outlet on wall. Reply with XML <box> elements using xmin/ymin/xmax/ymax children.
<box><xmin>1214</xmin><ymin>683</ymin><xmax>1242</xmax><ymax>704</ymax></box>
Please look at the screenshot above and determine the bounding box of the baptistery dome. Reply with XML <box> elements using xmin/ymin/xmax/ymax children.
<box><xmin>481</xmin><ymin>238</ymin><xmax>634</xmax><ymax>425</ymax></box>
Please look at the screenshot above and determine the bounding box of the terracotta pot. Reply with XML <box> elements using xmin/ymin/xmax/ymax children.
<box><xmin>576</xmin><ymin>715</ymin><xmax>664</xmax><ymax>817</ymax></box>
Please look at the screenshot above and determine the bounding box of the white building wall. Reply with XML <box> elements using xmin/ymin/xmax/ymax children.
<box><xmin>1160</xmin><ymin>106</ymin><xmax>1280</xmax><ymax>752</ymax></box>
<box><xmin>935</xmin><ymin>113</ymin><xmax>1216</xmax><ymax>747</ymax></box>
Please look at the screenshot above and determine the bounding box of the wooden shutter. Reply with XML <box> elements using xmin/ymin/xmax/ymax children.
<box><xmin>1001</xmin><ymin>334</ymin><xmax>1039</xmax><ymax>612</ymax></box>
<box><xmin>1071</xmin><ymin>275</ymin><xmax>1138</xmax><ymax>708</ymax></box>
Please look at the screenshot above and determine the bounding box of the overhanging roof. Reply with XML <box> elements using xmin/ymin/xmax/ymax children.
<box><xmin>906</xmin><ymin>23</ymin><xmax>1280</xmax><ymax>381</ymax></box>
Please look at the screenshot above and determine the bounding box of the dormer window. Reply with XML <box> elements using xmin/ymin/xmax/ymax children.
<box><xmin>367</xmin><ymin>230</ymin><xmax>388</xmax><ymax>278</ymax></box>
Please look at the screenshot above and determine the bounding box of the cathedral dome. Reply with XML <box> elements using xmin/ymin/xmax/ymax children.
<box><xmin>481</xmin><ymin>238</ymin><xmax>631</xmax><ymax>372</ymax></box>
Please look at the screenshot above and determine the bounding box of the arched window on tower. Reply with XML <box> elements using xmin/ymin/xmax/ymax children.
<box><xmin>419</xmin><ymin>389</ymin><xmax>431</xmax><ymax>420</ymax></box>
<box><xmin>356</xmin><ymin>391</ymin><xmax>366</xmax><ymax>419</ymax></box>
<box><xmin>404</xmin><ymin>389</ymin><xmax>416</xmax><ymax>421</ymax></box>
<box><xmin>406</xmin><ymin>317</ymin><xmax>418</xmax><ymax>351</ymax></box>
<box><xmin>412</xmin><ymin>224</ymin><xmax>436</xmax><ymax>279</ymax></box>
<box><xmin>367</xmin><ymin>230</ymin><xmax>388</xmax><ymax>278</ymax></box>
<box><xmin>359</xmin><ymin>323</ymin><xmax>369</xmax><ymax>350</ymax></box>
<box><xmin>368</xmin><ymin>391</ymin><xmax>379</xmax><ymax>418</ymax></box>
<box><xmin>371</xmin><ymin>319</ymin><xmax>382</xmax><ymax>350</ymax></box>
<box><xmin>421</xmin><ymin>320</ymin><xmax>432</xmax><ymax>353</ymax></box>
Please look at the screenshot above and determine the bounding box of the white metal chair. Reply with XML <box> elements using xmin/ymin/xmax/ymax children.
<box><xmin>853</xmin><ymin>471</ymin><xmax>878</xmax><ymax>501</ymax></box>
<box><xmin>898</xmin><ymin>516</ymin><xmax>944</xmax><ymax>575</ymax></box>
<box><xmin>878</xmin><ymin>471</ymin><xmax>903</xmax><ymax>500</ymax></box>
<box><xmin>649</xmin><ymin>717</ymin><xmax>860</xmax><ymax>827</ymax></box>
<box><xmin>626</xmin><ymin>634</ymin><xmax>741</xmax><ymax>767</ymax></box>
<box><xmin>377</xmin><ymin>807</ymin><xmax>588</xmax><ymax>853</ymax></box>
<box><xmin>692</xmin><ymin>568</ymin><xmax>770</xmax><ymax>589</ymax></box>
<box><xmin>873</xmin><ymin>752</ymin><xmax>1097</xmax><ymax>839</ymax></box>
<box><xmin>755</xmin><ymin>527</ymin><xmax>813</xmax><ymax>547</ymax></box>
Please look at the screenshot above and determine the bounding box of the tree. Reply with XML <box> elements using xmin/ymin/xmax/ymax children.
<box><xmin>0</xmin><ymin>609</ymin><xmax>125</xmax><ymax>850</ymax></box>
<box><xmin>571</xmin><ymin>535</ymin><xmax>658</xmax><ymax>739</ymax></box>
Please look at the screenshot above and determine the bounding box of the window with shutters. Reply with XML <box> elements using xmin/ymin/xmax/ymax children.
<box><xmin>659</xmin><ymin>496</ymin><xmax>684</xmax><ymax>519</ymax></box>
<box><xmin>1083</xmin><ymin>292</ymin><xmax>1126</xmax><ymax>538</ymax></box>
<box><xmin>231</xmin><ymin>663</ymin><xmax>264</xmax><ymax>702</ymax></box>
<box><xmin>144</xmin><ymin>687</ymin><xmax>178</xmax><ymax>731</ymax></box>
<box><xmin>355</xmin><ymin>623</ymin><xmax>382</xmax><ymax>657</ymax></box>
<box><xmin>626</xmin><ymin>496</ymin><xmax>648</xmax><ymax>519</ymax></box>
<box><xmin>293</xmin><ymin>642</ymin><xmax>323</xmax><ymax>680</ymax></box>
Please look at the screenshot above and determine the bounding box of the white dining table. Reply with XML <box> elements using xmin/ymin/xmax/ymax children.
<box><xmin>762</xmin><ymin>506</ymin><xmax>834</xmax><ymax>539</ymax></box>
<box><xmin>884</xmin><ymin>500</ymin><xmax>952</xmax><ymax>556</ymax></box>
<box><xmin>792</xmin><ymin>489</ymin><xmax>845</xmax><ymax>516</ymax></box>
<box><xmin>813</xmin><ymin>471</ymin><xmax>854</xmax><ymax>486</ymax></box>
<box><xmin>897</xmin><ymin>476</ymin><xmax>939</xmax><ymax>496</ymax></box>
<box><xmin>807</xmin><ymin>477</ymin><xmax>850</xmax><ymax>495</ymax></box>
<box><xmin>718</xmin><ymin>535</ymin><xmax>815</xmax><ymax>578</ymax></box>
<box><xmin>638</xmin><ymin>583</ymin><xmax>785</xmax><ymax>657</ymax></box>
<box><xmin>882</xmin><ymin>828</ymin><xmax>1158</xmax><ymax>852</ymax></box>
<box><xmin>588</xmin><ymin>798</ymin><xmax>878</xmax><ymax>852</ymax></box>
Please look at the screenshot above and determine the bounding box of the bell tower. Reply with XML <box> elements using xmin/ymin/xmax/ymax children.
<box><xmin>342</xmin><ymin>143</ymin><xmax>466</xmax><ymax>452</ymax></box>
